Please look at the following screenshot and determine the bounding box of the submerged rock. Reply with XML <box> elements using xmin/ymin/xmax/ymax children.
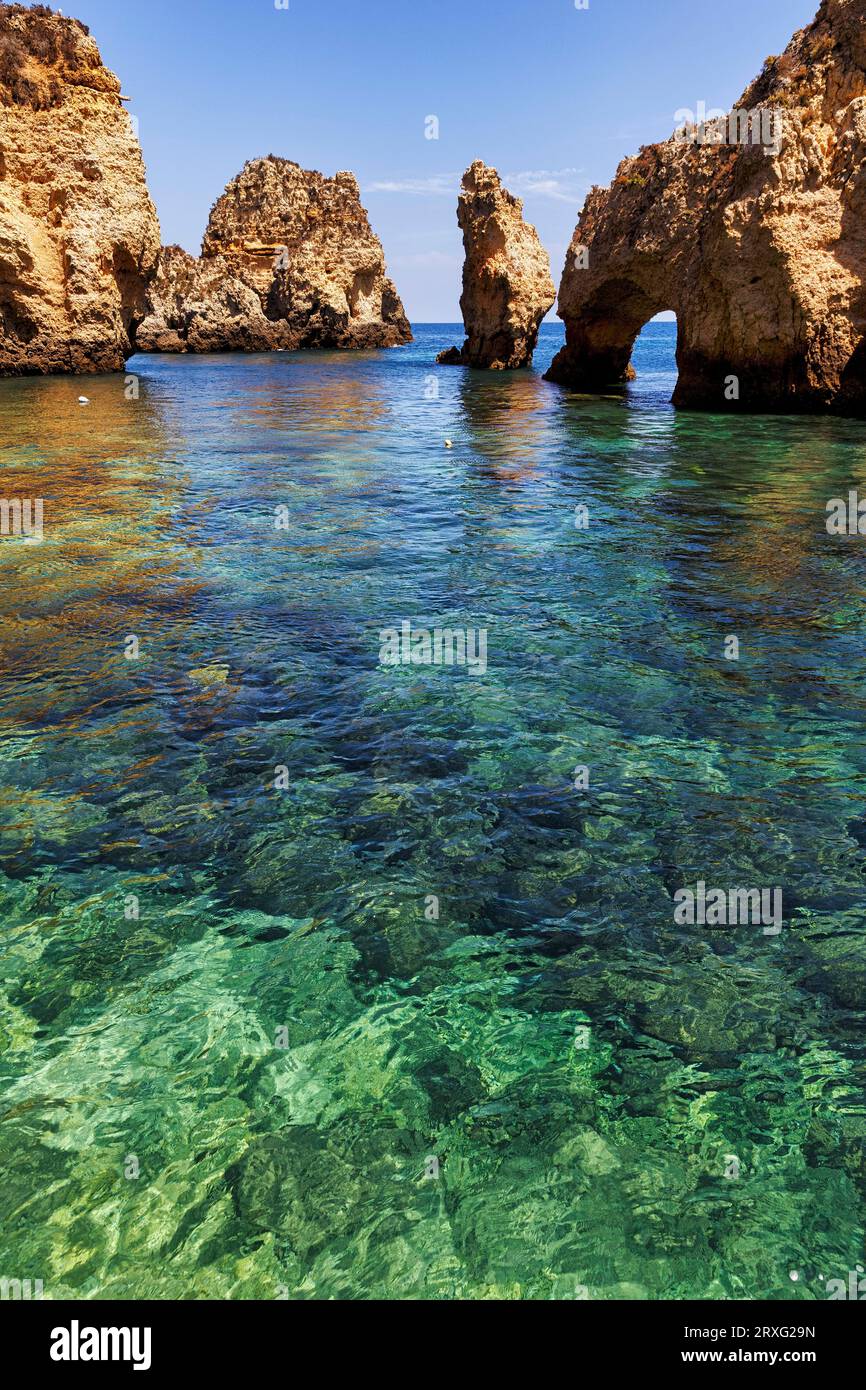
<box><xmin>228</xmin><ymin>1131</ymin><xmax>366</xmax><ymax>1256</ymax></box>
<box><xmin>0</xmin><ymin>3</ymin><xmax>160</xmax><ymax>374</ymax></box>
<box><xmin>140</xmin><ymin>157</ymin><xmax>412</xmax><ymax>353</ymax></box>
<box><xmin>437</xmin><ymin>161</ymin><xmax>555</xmax><ymax>369</ymax></box>
<box><xmin>546</xmin><ymin>0</ymin><xmax>866</xmax><ymax>413</ymax></box>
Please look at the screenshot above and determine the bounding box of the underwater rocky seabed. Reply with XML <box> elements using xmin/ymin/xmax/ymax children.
<box><xmin>0</xmin><ymin>322</ymin><xmax>865</xmax><ymax>1300</ymax></box>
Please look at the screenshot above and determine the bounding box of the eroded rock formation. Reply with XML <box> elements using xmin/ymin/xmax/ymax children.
<box><xmin>135</xmin><ymin>245</ymin><xmax>287</xmax><ymax>354</ymax></box>
<box><xmin>0</xmin><ymin>4</ymin><xmax>160</xmax><ymax>374</ymax></box>
<box><xmin>438</xmin><ymin>161</ymin><xmax>555</xmax><ymax>369</ymax></box>
<box><xmin>140</xmin><ymin>157</ymin><xmax>411</xmax><ymax>353</ymax></box>
<box><xmin>546</xmin><ymin>0</ymin><xmax>866</xmax><ymax>413</ymax></box>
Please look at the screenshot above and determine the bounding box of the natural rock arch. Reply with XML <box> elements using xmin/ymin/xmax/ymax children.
<box><xmin>546</xmin><ymin>0</ymin><xmax>866</xmax><ymax>415</ymax></box>
<box><xmin>554</xmin><ymin>276</ymin><xmax>677</xmax><ymax>388</ymax></box>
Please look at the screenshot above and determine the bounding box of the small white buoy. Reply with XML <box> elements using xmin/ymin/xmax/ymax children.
<box><xmin>444</xmin><ymin>439</ymin><xmax>453</xmax><ymax>449</ymax></box>
<box><xmin>78</xmin><ymin>396</ymin><xmax>90</xmax><ymax>405</ymax></box>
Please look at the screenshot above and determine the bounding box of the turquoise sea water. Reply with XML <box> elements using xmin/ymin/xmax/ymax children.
<box><xmin>1</xmin><ymin>321</ymin><xmax>866</xmax><ymax>1300</ymax></box>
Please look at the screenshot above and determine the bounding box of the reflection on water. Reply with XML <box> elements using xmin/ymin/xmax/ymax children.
<box><xmin>1</xmin><ymin>324</ymin><xmax>866</xmax><ymax>1300</ymax></box>
<box><xmin>457</xmin><ymin>366</ymin><xmax>558</xmax><ymax>480</ymax></box>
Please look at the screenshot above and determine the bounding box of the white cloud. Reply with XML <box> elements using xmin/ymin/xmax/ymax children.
<box><xmin>366</xmin><ymin>175</ymin><xmax>458</xmax><ymax>196</ymax></box>
<box><xmin>366</xmin><ymin>167</ymin><xmax>586</xmax><ymax>204</ymax></box>
<box><xmin>503</xmin><ymin>167</ymin><xmax>586</xmax><ymax>203</ymax></box>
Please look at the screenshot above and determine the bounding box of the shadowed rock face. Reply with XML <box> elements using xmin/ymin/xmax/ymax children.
<box><xmin>140</xmin><ymin>157</ymin><xmax>412</xmax><ymax>353</ymax></box>
<box><xmin>135</xmin><ymin>246</ymin><xmax>291</xmax><ymax>354</ymax></box>
<box><xmin>437</xmin><ymin>161</ymin><xmax>556</xmax><ymax>370</ymax></box>
<box><xmin>546</xmin><ymin>0</ymin><xmax>866</xmax><ymax>414</ymax></box>
<box><xmin>0</xmin><ymin>3</ymin><xmax>160</xmax><ymax>375</ymax></box>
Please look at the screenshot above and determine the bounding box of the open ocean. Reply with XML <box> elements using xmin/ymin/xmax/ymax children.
<box><xmin>1</xmin><ymin>320</ymin><xmax>866</xmax><ymax>1299</ymax></box>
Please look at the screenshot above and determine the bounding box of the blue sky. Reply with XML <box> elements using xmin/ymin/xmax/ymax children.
<box><xmin>70</xmin><ymin>0</ymin><xmax>817</xmax><ymax>321</ymax></box>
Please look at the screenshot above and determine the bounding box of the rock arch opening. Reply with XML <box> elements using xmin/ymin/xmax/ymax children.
<box><xmin>546</xmin><ymin>278</ymin><xmax>679</xmax><ymax>392</ymax></box>
<box><xmin>632</xmin><ymin>311</ymin><xmax>680</xmax><ymax>393</ymax></box>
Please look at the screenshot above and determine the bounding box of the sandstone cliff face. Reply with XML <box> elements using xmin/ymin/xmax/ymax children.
<box><xmin>0</xmin><ymin>4</ymin><xmax>160</xmax><ymax>375</ymax></box>
<box><xmin>140</xmin><ymin>157</ymin><xmax>411</xmax><ymax>353</ymax></box>
<box><xmin>546</xmin><ymin>0</ymin><xmax>866</xmax><ymax>414</ymax></box>
<box><xmin>135</xmin><ymin>246</ymin><xmax>289</xmax><ymax>354</ymax></box>
<box><xmin>438</xmin><ymin>161</ymin><xmax>555</xmax><ymax>369</ymax></box>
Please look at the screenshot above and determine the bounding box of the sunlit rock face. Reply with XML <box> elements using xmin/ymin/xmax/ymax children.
<box><xmin>135</xmin><ymin>245</ymin><xmax>289</xmax><ymax>354</ymax></box>
<box><xmin>437</xmin><ymin>161</ymin><xmax>556</xmax><ymax>370</ymax></box>
<box><xmin>546</xmin><ymin>0</ymin><xmax>866</xmax><ymax>414</ymax></box>
<box><xmin>140</xmin><ymin>157</ymin><xmax>412</xmax><ymax>353</ymax></box>
<box><xmin>0</xmin><ymin>3</ymin><xmax>160</xmax><ymax>374</ymax></box>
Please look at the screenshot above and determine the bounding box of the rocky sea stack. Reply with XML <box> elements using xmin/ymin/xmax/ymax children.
<box><xmin>139</xmin><ymin>157</ymin><xmax>411</xmax><ymax>353</ymax></box>
<box><xmin>0</xmin><ymin>2</ymin><xmax>160</xmax><ymax>375</ymax></box>
<box><xmin>438</xmin><ymin>161</ymin><xmax>555</xmax><ymax>370</ymax></box>
<box><xmin>546</xmin><ymin>0</ymin><xmax>866</xmax><ymax>414</ymax></box>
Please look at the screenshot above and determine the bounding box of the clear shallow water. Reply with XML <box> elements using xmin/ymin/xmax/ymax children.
<box><xmin>1</xmin><ymin>321</ymin><xmax>866</xmax><ymax>1300</ymax></box>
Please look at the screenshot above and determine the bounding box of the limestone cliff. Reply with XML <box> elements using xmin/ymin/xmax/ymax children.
<box><xmin>140</xmin><ymin>157</ymin><xmax>411</xmax><ymax>353</ymax></box>
<box><xmin>546</xmin><ymin>0</ymin><xmax>866</xmax><ymax>414</ymax></box>
<box><xmin>135</xmin><ymin>246</ymin><xmax>289</xmax><ymax>354</ymax></box>
<box><xmin>0</xmin><ymin>3</ymin><xmax>160</xmax><ymax>374</ymax></box>
<box><xmin>437</xmin><ymin>161</ymin><xmax>555</xmax><ymax>369</ymax></box>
